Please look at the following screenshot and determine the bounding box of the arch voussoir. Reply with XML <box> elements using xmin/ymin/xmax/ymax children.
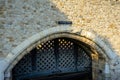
<box><xmin>0</xmin><ymin>26</ymin><xmax>117</xmax><ymax>80</ymax></box>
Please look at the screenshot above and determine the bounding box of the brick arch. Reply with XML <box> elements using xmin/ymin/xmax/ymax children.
<box><xmin>0</xmin><ymin>26</ymin><xmax>117</xmax><ymax>80</ymax></box>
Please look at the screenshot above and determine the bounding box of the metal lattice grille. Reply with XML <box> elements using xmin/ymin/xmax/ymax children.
<box><xmin>12</xmin><ymin>38</ymin><xmax>92</xmax><ymax>80</ymax></box>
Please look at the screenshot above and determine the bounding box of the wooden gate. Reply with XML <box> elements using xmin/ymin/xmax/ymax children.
<box><xmin>12</xmin><ymin>38</ymin><xmax>92</xmax><ymax>80</ymax></box>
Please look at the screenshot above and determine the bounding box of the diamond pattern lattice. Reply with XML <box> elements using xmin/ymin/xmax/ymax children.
<box><xmin>58</xmin><ymin>39</ymin><xmax>76</xmax><ymax>73</ymax></box>
<box><xmin>77</xmin><ymin>47</ymin><xmax>91</xmax><ymax>71</ymax></box>
<box><xmin>36</xmin><ymin>40</ymin><xmax>56</xmax><ymax>71</ymax></box>
<box><xmin>12</xmin><ymin>53</ymin><xmax>32</xmax><ymax>76</ymax></box>
<box><xmin>12</xmin><ymin>38</ymin><xmax>92</xmax><ymax>80</ymax></box>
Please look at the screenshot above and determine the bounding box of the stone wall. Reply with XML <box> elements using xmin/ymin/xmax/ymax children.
<box><xmin>0</xmin><ymin>0</ymin><xmax>6</xmax><ymax>56</ymax></box>
<box><xmin>0</xmin><ymin>0</ymin><xmax>69</xmax><ymax>57</ymax></box>
<box><xmin>0</xmin><ymin>0</ymin><xmax>120</xmax><ymax>80</ymax></box>
<box><xmin>0</xmin><ymin>0</ymin><xmax>120</xmax><ymax>57</ymax></box>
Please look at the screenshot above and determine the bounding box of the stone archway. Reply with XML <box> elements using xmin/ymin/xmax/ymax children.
<box><xmin>12</xmin><ymin>37</ymin><xmax>93</xmax><ymax>80</ymax></box>
<box><xmin>0</xmin><ymin>26</ymin><xmax>117</xmax><ymax>80</ymax></box>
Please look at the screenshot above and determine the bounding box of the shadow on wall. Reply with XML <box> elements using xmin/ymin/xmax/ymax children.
<box><xmin>8</xmin><ymin>0</ymin><xmax>69</xmax><ymax>28</ymax></box>
<box><xmin>1</xmin><ymin>0</ymin><xmax>70</xmax><ymax>57</ymax></box>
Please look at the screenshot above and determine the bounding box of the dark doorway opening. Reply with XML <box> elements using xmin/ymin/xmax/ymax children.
<box><xmin>24</xmin><ymin>72</ymin><xmax>90</xmax><ymax>80</ymax></box>
<box><xmin>12</xmin><ymin>38</ymin><xmax>92</xmax><ymax>80</ymax></box>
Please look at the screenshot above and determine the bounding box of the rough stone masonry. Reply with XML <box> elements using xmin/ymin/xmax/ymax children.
<box><xmin>0</xmin><ymin>0</ymin><xmax>120</xmax><ymax>80</ymax></box>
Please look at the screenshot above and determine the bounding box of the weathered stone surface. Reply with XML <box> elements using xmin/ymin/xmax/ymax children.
<box><xmin>0</xmin><ymin>0</ymin><xmax>120</xmax><ymax>80</ymax></box>
<box><xmin>0</xmin><ymin>0</ymin><xmax>120</xmax><ymax>57</ymax></box>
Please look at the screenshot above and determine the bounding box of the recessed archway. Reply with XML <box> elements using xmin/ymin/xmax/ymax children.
<box><xmin>12</xmin><ymin>37</ymin><xmax>93</xmax><ymax>80</ymax></box>
<box><xmin>0</xmin><ymin>26</ymin><xmax>117</xmax><ymax>80</ymax></box>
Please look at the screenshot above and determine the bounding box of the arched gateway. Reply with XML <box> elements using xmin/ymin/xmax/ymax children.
<box><xmin>0</xmin><ymin>26</ymin><xmax>117</xmax><ymax>80</ymax></box>
<box><xmin>12</xmin><ymin>38</ymin><xmax>92</xmax><ymax>80</ymax></box>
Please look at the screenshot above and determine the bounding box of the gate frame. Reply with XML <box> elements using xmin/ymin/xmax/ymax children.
<box><xmin>0</xmin><ymin>26</ymin><xmax>118</xmax><ymax>80</ymax></box>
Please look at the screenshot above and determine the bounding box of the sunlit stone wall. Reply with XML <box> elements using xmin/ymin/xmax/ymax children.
<box><xmin>0</xmin><ymin>0</ymin><xmax>120</xmax><ymax>80</ymax></box>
